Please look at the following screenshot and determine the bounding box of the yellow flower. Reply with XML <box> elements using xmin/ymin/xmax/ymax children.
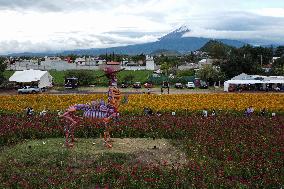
<box><xmin>0</xmin><ymin>93</ymin><xmax>283</xmax><ymax>112</ymax></box>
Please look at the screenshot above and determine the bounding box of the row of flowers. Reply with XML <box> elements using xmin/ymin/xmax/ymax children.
<box><xmin>0</xmin><ymin>93</ymin><xmax>284</xmax><ymax>112</ymax></box>
<box><xmin>0</xmin><ymin>114</ymin><xmax>283</xmax><ymax>188</ymax></box>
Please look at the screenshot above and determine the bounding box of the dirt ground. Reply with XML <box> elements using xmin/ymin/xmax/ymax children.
<box><xmin>10</xmin><ymin>138</ymin><xmax>187</xmax><ymax>166</ymax></box>
<box><xmin>0</xmin><ymin>87</ymin><xmax>222</xmax><ymax>95</ymax></box>
<box><xmin>76</xmin><ymin>138</ymin><xmax>188</xmax><ymax>166</ymax></box>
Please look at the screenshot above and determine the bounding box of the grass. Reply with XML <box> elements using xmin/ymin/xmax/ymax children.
<box><xmin>3</xmin><ymin>70</ymin><xmax>14</xmax><ymax>79</ymax></box>
<box><xmin>5</xmin><ymin>70</ymin><xmax>152</xmax><ymax>86</ymax></box>
<box><xmin>49</xmin><ymin>70</ymin><xmax>153</xmax><ymax>86</ymax></box>
<box><xmin>0</xmin><ymin>138</ymin><xmax>188</xmax><ymax>188</ymax></box>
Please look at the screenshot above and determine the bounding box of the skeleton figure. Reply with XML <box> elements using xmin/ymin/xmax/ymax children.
<box><xmin>60</xmin><ymin>66</ymin><xmax>123</xmax><ymax>148</ymax></box>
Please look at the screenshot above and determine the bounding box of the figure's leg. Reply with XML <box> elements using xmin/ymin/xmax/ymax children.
<box><xmin>64</xmin><ymin>125</ymin><xmax>70</xmax><ymax>147</ymax></box>
<box><xmin>102</xmin><ymin>120</ymin><xmax>112</xmax><ymax>148</ymax></box>
<box><xmin>70</xmin><ymin>122</ymin><xmax>77</xmax><ymax>143</ymax></box>
<box><xmin>64</xmin><ymin>116</ymin><xmax>77</xmax><ymax>147</ymax></box>
<box><xmin>104</xmin><ymin>131</ymin><xmax>112</xmax><ymax>148</ymax></box>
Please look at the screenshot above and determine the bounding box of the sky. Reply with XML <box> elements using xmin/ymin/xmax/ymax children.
<box><xmin>0</xmin><ymin>0</ymin><xmax>284</xmax><ymax>54</ymax></box>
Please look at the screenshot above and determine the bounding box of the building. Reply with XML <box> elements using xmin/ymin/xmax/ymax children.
<box><xmin>198</xmin><ymin>58</ymin><xmax>214</xmax><ymax>67</ymax></box>
<box><xmin>145</xmin><ymin>55</ymin><xmax>155</xmax><ymax>70</ymax></box>
<box><xmin>44</xmin><ymin>56</ymin><xmax>62</xmax><ymax>61</ymax></box>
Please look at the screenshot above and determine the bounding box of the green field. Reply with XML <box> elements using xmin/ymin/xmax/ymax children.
<box><xmin>4</xmin><ymin>70</ymin><xmax>152</xmax><ymax>86</ymax></box>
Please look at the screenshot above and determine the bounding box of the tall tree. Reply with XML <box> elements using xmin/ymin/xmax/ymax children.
<box><xmin>200</xmin><ymin>40</ymin><xmax>233</xmax><ymax>60</ymax></box>
<box><xmin>220</xmin><ymin>48</ymin><xmax>262</xmax><ymax>79</ymax></box>
<box><xmin>0</xmin><ymin>57</ymin><xmax>7</xmax><ymax>85</ymax></box>
<box><xmin>274</xmin><ymin>46</ymin><xmax>284</xmax><ymax>57</ymax></box>
<box><xmin>197</xmin><ymin>64</ymin><xmax>224</xmax><ymax>85</ymax></box>
<box><xmin>271</xmin><ymin>56</ymin><xmax>284</xmax><ymax>75</ymax></box>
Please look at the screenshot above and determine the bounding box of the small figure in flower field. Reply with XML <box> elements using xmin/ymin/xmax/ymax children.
<box><xmin>246</xmin><ymin>106</ymin><xmax>254</xmax><ymax>116</ymax></box>
<box><xmin>260</xmin><ymin>108</ymin><xmax>267</xmax><ymax>116</ymax></box>
<box><xmin>211</xmin><ymin>109</ymin><xmax>216</xmax><ymax>117</ymax></box>
<box><xmin>202</xmin><ymin>109</ymin><xmax>208</xmax><ymax>117</ymax></box>
<box><xmin>26</xmin><ymin>107</ymin><xmax>34</xmax><ymax>116</ymax></box>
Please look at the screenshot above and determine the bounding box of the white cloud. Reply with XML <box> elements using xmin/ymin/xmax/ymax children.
<box><xmin>251</xmin><ymin>8</ymin><xmax>284</xmax><ymax>17</ymax></box>
<box><xmin>0</xmin><ymin>0</ymin><xmax>284</xmax><ymax>54</ymax></box>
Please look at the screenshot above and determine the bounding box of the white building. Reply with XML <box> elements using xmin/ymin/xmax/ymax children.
<box><xmin>272</xmin><ymin>57</ymin><xmax>281</xmax><ymax>63</ymax></box>
<box><xmin>198</xmin><ymin>58</ymin><xmax>214</xmax><ymax>67</ymax></box>
<box><xmin>44</xmin><ymin>56</ymin><xmax>62</xmax><ymax>61</ymax></box>
<box><xmin>146</xmin><ymin>55</ymin><xmax>155</xmax><ymax>70</ymax></box>
<box><xmin>75</xmin><ymin>57</ymin><xmax>86</xmax><ymax>65</ymax></box>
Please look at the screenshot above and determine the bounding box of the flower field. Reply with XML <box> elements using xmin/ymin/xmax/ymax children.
<box><xmin>0</xmin><ymin>93</ymin><xmax>283</xmax><ymax>188</ymax></box>
<box><xmin>0</xmin><ymin>93</ymin><xmax>284</xmax><ymax>112</ymax></box>
<box><xmin>0</xmin><ymin>113</ymin><xmax>283</xmax><ymax>188</ymax></box>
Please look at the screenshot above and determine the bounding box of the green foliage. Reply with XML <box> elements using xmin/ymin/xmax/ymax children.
<box><xmin>182</xmin><ymin>52</ymin><xmax>200</xmax><ymax>63</ymax></box>
<box><xmin>121</xmin><ymin>74</ymin><xmax>135</xmax><ymax>84</ymax></box>
<box><xmin>160</xmin><ymin>62</ymin><xmax>171</xmax><ymax>76</ymax></box>
<box><xmin>177</xmin><ymin>69</ymin><xmax>195</xmax><ymax>77</ymax></box>
<box><xmin>48</xmin><ymin>70</ymin><xmax>151</xmax><ymax>86</ymax></box>
<box><xmin>99</xmin><ymin>53</ymin><xmax>125</xmax><ymax>62</ymax></box>
<box><xmin>117</xmin><ymin>70</ymin><xmax>152</xmax><ymax>84</ymax></box>
<box><xmin>3</xmin><ymin>70</ymin><xmax>14</xmax><ymax>80</ymax></box>
<box><xmin>271</xmin><ymin>56</ymin><xmax>284</xmax><ymax>75</ymax></box>
<box><xmin>274</xmin><ymin>46</ymin><xmax>284</xmax><ymax>57</ymax></box>
<box><xmin>154</xmin><ymin>55</ymin><xmax>181</xmax><ymax>67</ymax></box>
<box><xmin>131</xmin><ymin>53</ymin><xmax>146</xmax><ymax>63</ymax></box>
<box><xmin>66</xmin><ymin>70</ymin><xmax>96</xmax><ymax>86</ymax></box>
<box><xmin>197</xmin><ymin>65</ymin><xmax>224</xmax><ymax>84</ymax></box>
<box><xmin>220</xmin><ymin>47</ymin><xmax>262</xmax><ymax>78</ymax></box>
<box><xmin>151</xmin><ymin>49</ymin><xmax>181</xmax><ymax>57</ymax></box>
<box><xmin>0</xmin><ymin>57</ymin><xmax>7</xmax><ymax>85</ymax></box>
<box><xmin>200</xmin><ymin>40</ymin><xmax>234</xmax><ymax>59</ymax></box>
<box><xmin>241</xmin><ymin>45</ymin><xmax>273</xmax><ymax>66</ymax></box>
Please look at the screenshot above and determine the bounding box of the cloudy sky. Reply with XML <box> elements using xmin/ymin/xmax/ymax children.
<box><xmin>0</xmin><ymin>0</ymin><xmax>284</xmax><ymax>54</ymax></box>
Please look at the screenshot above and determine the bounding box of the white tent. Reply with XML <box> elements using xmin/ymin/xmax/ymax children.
<box><xmin>224</xmin><ymin>79</ymin><xmax>284</xmax><ymax>91</ymax></box>
<box><xmin>9</xmin><ymin>69</ymin><xmax>53</xmax><ymax>89</ymax></box>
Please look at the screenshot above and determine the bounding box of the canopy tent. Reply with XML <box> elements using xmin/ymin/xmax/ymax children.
<box><xmin>224</xmin><ymin>79</ymin><xmax>284</xmax><ymax>92</ymax></box>
<box><xmin>9</xmin><ymin>69</ymin><xmax>53</xmax><ymax>89</ymax></box>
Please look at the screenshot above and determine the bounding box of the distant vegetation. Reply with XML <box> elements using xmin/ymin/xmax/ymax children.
<box><xmin>4</xmin><ymin>70</ymin><xmax>153</xmax><ymax>87</ymax></box>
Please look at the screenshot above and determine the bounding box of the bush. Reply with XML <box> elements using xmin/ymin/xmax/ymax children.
<box><xmin>65</xmin><ymin>70</ymin><xmax>96</xmax><ymax>86</ymax></box>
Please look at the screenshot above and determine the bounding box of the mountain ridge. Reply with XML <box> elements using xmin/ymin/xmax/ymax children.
<box><xmin>7</xmin><ymin>26</ymin><xmax>248</xmax><ymax>56</ymax></box>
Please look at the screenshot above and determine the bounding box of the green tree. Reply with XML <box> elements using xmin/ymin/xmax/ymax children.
<box><xmin>220</xmin><ymin>48</ymin><xmax>262</xmax><ymax>79</ymax></box>
<box><xmin>197</xmin><ymin>64</ymin><xmax>222</xmax><ymax>85</ymax></box>
<box><xmin>200</xmin><ymin>40</ymin><xmax>233</xmax><ymax>60</ymax></box>
<box><xmin>65</xmin><ymin>70</ymin><xmax>95</xmax><ymax>86</ymax></box>
<box><xmin>132</xmin><ymin>54</ymin><xmax>146</xmax><ymax>63</ymax></box>
<box><xmin>240</xmin><ymin>45</ymin><xmax>273</xmax><ymax>66</ymax></box>
<box><xmin>160</xmin><ymin>62</ymin><xmax>171</xmax><ymax>76</ymax></box>
<box><xmin>177</xmin><ymin>69</ymin><xmax>195</xmax><ymax>77</ymax></box>
<box><xmin>271</xmin><ymin>57</ymin><xmax>284</xmax><ymax>75</ymax></box>
<box><xmin>274</xmin><ymin>46</ymin><xmax>284</xmax><ymax>57</ymax></box>
<box><xmin>0</xmin><ymin>57</ymin><xmax>7</xmax><ymax>85</ymax></box>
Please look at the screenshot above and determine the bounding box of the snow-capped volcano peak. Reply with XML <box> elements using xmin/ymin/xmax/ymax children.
<box><xmin>175</xmin><ymin>25</ymin><xmax>191</xmax><ymax>33</ymax></box>
<box><xmin>159</xmin><ymin>25</ymin><xmax>191</xmax><ymax>40</ymax></box>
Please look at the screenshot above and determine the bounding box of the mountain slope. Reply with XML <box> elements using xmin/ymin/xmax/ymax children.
<box><xmin>8</xmin><ymin>26</ymin><xmax>246</xmax><ymax>56</ymax></box>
